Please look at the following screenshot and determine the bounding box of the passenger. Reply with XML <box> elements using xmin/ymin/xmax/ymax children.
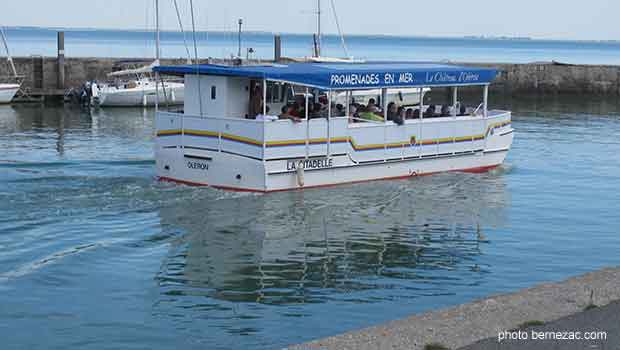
<box><xmin>279</xmin><ymin>105</ymin><xmax>302</xmax><ymax>123</ymax></box>
<box><xmin>424</xmin><ymin>105</ymin><xmax>436</xmax><ymax>118</ymax></box>
<box><xmin>289</xmin><ymin>102</ymin><xmax>302</xmax><ymax>117</ymax></box>
<box><xmin>250</xmin><ymin>85</ymin><xmax>263</xmax><ymax>117</ymax></box>
<box><xmin>256</xmin><ymin>106</ymin><xmax>278</xmax><ymax>121</ymax></box>
<box><xmin>405</xmin><ymin>108</ymin><xmax>414</xmax><ymax>119</ymax></box>
<box><xmin>459</xmin><ymin>104</ymin><xmax>468</xmax><ymax>116</ymax></box>
<box><xmin>440</xmin><ymin>105</ymin><xmax>451</xmax><ymax>117</ymax></box>
<box><xmin>358</xmin><ymin>106</ymin><xmax>384</xmax><ymax>122</ymax></box>
<box><xmin>311</xmin><ymin>102</ymin><xmax>324</xmax><ymax>118</ymax></box>
<box><xmin>412</xmin><ymin>109</ymin><xmax>420</xmax><ymax>119</ymax></box>
<box><xmin>348</xmin><ymin>104</ymin><xmax>358</xmax><ymax>122</ymax></box>
<box><xmin>386</xmin><ymin>106</ymin><xmax>404</xmax><ymax>126</ymax></box>
<box><xmin>335</xmin><ymin>104</ymin><xmax>345</xmax><ymax>117</ymax></box>
<box><xmin>386</xmin><ymin>102</ymin><xmax>398</xmax><ymax>120</ymax></box>
<box><xmin>367</xmin><ymin>98</ymin><xmax>381</xmax><ymax>113</ymax></box>
<box><xmin>398</xmin><ymin>106</ymin><xmax>405</xmax><ymax>117</ymax></box>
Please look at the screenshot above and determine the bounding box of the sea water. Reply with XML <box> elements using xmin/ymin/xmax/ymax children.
<box><xmin>5</xmin><ymin>27</ymin><xmax>620</xmax><ymax>64</ymax></box>
<box><xmin>0</xmin><ymin>96</ymin><xmax>619</xmax><ymax>349</ymax></box>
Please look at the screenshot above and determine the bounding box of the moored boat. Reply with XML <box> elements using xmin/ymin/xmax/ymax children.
<box><xmin>95</xmin><ymin>61</ymin><xmax>184</xmax><ymax>107</ymax></box>
<box><xmin>1</xmin><ymin>27</ymin><xmax>22</xmax><ymax>104</ymax></box>
<box><xmin>153</xmin><ymin>61</ymin><xmax>513</xmax><ymax>192</ymax></box>
<box><xmin>0</xmin><ymin>83</ymin><xmax>19</xmax><ymax>104</ymax></box>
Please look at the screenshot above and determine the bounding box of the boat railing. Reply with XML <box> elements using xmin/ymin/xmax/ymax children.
<box><xmin>157</xmin><ymin>110</ymin><xmax>511</xmax><ymax>162</ymax></box>
<box><xmin>472</xmin><ymin>102</ymin><xmax>485</xmax><ymax>116</ymax></box>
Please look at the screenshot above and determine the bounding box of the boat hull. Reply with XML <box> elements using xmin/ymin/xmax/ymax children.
<box><xmin>98</xmin><ymin>83</ymin><xmax>184</xmax><ymax>107</ymax></box>
<box><xmin>154</xmin><ymin>110</ymin><xmax>513</xmax><ymax>193</ymax></box>
<box><xmin>156</xmin><ymin>147</ymin><xmax>511</xmax><ymax>192</ymax></box>
<box><xmin>0</xmin><ymin>84</ymin><xmax>19</xmax><ymax>104</ymax></box>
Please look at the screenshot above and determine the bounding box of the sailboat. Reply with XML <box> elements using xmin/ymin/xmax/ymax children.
<box><xmin>94</xmin><ymin>0</ymin><xmax>184</xmax><ymax>107</ymax></box>
<box><xmin>0</xmin><ymin>27</ymin><xmax>21</xmax><ymax>104</ymax></box>
<box><xmin>308</xmin><ymin>0</ymin><xmax>429</xmax><ymax>108</ymax></box>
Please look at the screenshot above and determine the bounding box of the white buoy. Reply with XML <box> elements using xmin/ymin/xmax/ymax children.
<box><xmin>296</xmin><ymin>165</ymin><xmax>305</xmax><ymax>187</ymax></box>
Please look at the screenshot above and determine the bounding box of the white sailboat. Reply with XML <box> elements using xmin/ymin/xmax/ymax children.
<box><xmin>95</xmin><ymin>60</ymin><xmax>184</xmax><ymax>107</ymax></box>
<box><xmin>309</xmin><ymin>0</ymin><xmax>429</xmax><ymax>107</ymax></box>
<box><xmin>95</xmin><ymin>0</ymin><xmax>184</xmax><ymax>107</ymax></box>
<box><xmin>0</xmin><ymin>27</ymin><xmax>21</xmax><ymax>104</ymax></box>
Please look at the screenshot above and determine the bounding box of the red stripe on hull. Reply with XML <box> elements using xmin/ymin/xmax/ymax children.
<box><xmin>157</xmin><ymin>164</ymin><xmax>501</xmax><ymax>193</ymax></box>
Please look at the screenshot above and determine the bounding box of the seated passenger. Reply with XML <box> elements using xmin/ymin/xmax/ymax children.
<box><xmin>459</xmin><ymin>104</ymin><xmax>468</xmax><ymax>116</ymax></box>
<box><xmin>335</xmin><ymin>104</ymin><xmax>345</xmax><ymax>117</ymax></box>
<box><xmin>310</xmin><ymin>102</ymin><xmax>324</xmax><ymax>118</ymax></box>
<box><xmin>405</xmin><ymin>108</ymin><xmax>414</xmax><ymax>119</ymax></box>
<box><xmin>412</xmin><ymin>109</ymin><xmax>421</xmax><ymax>119</ymax></box>
<box><xmin>348</xmin><ymin>104</ymin><xmax>358</xmax><ymax>122</ymax></box>
<box><xmin>440</xmin><ymin>105</ymin><xmax>451</xmax><ymax>117</ymax></box>
<box><xmin>367</xmin><ymin>98</ymin><xmax>381</xmax><ymax>113</ymax></box>
<box><xmin>358</xmin><ymin>106</ymin><xmax>384</xmax><ymax>122</ymax></box>
<box><xmin>386</xmin><ymin>102</ymin><xmax>398</xmax><ymax>120</ymax></box>
<box><xmin>424</xmin><ymin>105</ymin><xmax>436</xmax><ymax>118</ymax></box>
<box><xmin>279</xmin><ymin>105</ymin><xmax>302</xmax><ymax>123</ymax></box>
<box><xmin>396</xmin><ymin>107</ymin><xmax>406</xmax><ymax>125</ymax></box>
<box><xmin>256</xmin><ymin>106</ymin><xmax>278</xmax><ymax>121</ymax></box>
<box><xmin>288</xmin><ymin>102</ymin><xmax>302</xmax><ymax>117</ymax></box>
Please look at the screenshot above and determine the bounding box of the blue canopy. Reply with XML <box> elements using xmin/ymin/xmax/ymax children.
<box><xmin>154</xmin><ymin>62</ymin><xmax>497</xmax><ymax>90</ymax></box>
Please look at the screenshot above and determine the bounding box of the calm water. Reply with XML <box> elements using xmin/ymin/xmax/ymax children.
<box><xmin>5</xmin><ymin>27</ymin><xmax>620</xmax><ymax>64</ymax></box>
<box><xmin>1</xmin><ymin>97</ymin><xmax>620</xmax><ymax>350</ymax></box>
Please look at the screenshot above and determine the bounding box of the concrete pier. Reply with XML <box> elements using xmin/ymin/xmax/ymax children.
<box><xmin>2</xmin><ymin>56</ymin><xmax>620</xmax><ymax>102</ymax></box>
<box><xmin>291</xmin><ymin>267</ymin><xmax>620</xmax><ymax>350</ymax></box>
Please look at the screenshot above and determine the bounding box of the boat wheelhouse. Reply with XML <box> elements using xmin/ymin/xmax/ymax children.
<box><xmin>153</xmin><ymin>62</ymin><xmax>513</xmax><ymax>192</ymax></box>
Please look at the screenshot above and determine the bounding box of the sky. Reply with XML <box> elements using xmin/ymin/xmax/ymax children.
<box><xmin>1</xmin><ymin>0</ymin><xmax>619</xmax><ymax>40</ymax></box>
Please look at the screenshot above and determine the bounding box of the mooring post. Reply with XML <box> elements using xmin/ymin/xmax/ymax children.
<box><xmin>57</xmin><ymin>31</ymin><xmax>65</xmax><ymax>90</ymax></box>
<box><xmin>274</xmin><ymin>35</ymin><xmax>281</xmax><ymax>62</ymax></box>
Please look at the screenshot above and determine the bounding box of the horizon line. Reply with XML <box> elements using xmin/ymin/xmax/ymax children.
<box><xmin>4</xmin><ymin>25</ymin><xmax>620</xmax><ymax>44</ymax></box>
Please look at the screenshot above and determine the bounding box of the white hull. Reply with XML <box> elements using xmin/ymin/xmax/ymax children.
<box><xmin>0</xmin><ymin>84</ymin><xmax>19</xmax><ymax>104</ymax></box>
<box><xmin>155</xmin><ymin>111</ymin><xmax>513</xmax><ymax>192</ymax></box>
<box><xmin>97</xmin><ymin>82</ymin><xmax>184</xmax><ymax>107</ymax></box>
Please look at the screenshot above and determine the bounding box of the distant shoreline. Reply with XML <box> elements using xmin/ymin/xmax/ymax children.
<box><xmin>4</xmin><ymin>26</ymin><xmax>620</xmax><ymax>45</ymax></box>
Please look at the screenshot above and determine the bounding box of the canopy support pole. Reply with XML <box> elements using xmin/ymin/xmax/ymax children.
<box><xmin>327</xmin><ymin>90</ymin><xmax>332</xmax><ymax>158</ymax></box>
<box><xmin>483</xmin><ymin>84</ymin><xmax>489</xmax><ymax>119</ymax></box>
<box><xmin>419</xmin><ymin>87</ymin><xmax>424</xmax><ymax>159</ymax></box>
<box><xmin>483</xmin><ymin>84</ymin><xmax>489</xmax><ymax>152</ymax></box>
<box><xmin>262</xmin><ymin>80</ymin><xmax>267</xmax><ymax>115</ymax></box>
<box><xmin>262</xmin><ymin>80</ymin><xmax>267</xmax><ymax>161</ymax></box>
<box><xmin>382</xmin><ymin>88</ymin><xmax>387</xmax><ymax>162</ymax></box>
<box><xmin>452</xmin><ymin>87</ymin><xmax>458</xmax><ymax>117</ymax></box>
<box><xmin>305</xmin><ymin>87</ymin><xmax>310</xmax><ymax>160</ymax></box>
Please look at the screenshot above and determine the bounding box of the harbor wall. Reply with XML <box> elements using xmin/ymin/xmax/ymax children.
<box><xmin>2</xmin><ymin>56</ymin><xmax>620</xmax><ymax>98</ymax></box>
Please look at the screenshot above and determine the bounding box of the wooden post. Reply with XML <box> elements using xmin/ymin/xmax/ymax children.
<box><xmin>274</xmin><ymin>35</ymin><xmax>281</xmax><ymax>62</ymax></box>
<box><xmin>57</xmin><ymin>32</ymin><xmax>65</xmax><ymax>90</ymax></box>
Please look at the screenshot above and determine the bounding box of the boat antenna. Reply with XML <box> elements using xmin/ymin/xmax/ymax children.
<box><xmin>189</xmin><ymin>0</ymin><xmax>203</xmax><ymax>117</ymax></box>
<box><xmin>172</xmin><ymin>0</ymin><xmax>193</xmax><ymax>64</ymax></box>
<box><xmin>0</xmin><ymin>27</ymin><xmax>18</xmax><ymax>78</ymax></box>
<box><xmin>328</xmin><ymin>0</ymin><xmax>349</xmax><ymax>58</ymax></box>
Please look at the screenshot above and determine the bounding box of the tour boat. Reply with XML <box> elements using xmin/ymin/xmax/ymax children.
<box><xmin>153</xmin><ymin>61</ymin><xmax>513</xmax><ymax>192</ymax></box>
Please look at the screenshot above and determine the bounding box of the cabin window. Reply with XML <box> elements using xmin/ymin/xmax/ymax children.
<box><xmin>211</xmin><ymin>86</ymin><xmax>217</xmax><ymax>100</ymax></box>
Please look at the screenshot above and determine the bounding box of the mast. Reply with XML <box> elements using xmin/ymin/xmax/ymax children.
<box><xmin>316</xmin><ymin>0</ymin><xmax>321</xmax><ymax>57</ymax></box>
<box><xmin>0</xmin><ymin>27</ymin><xmax>18</xmax><ymax>78</ymax></box>
<box><xmin>155</xmin><ymin>0</ymin><xmax>161</xmax><ymax>63</ymax></box>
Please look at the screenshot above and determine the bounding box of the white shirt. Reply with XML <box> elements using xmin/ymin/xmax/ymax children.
<box><xmin>255</xmin><ymin>114</ymin><xmax>279</xmax><ymax>121</ymax></box>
